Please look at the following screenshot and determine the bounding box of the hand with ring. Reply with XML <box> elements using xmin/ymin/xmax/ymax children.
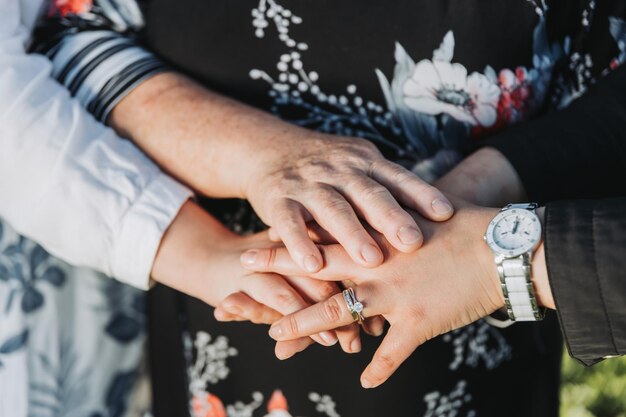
<box><xmin>236</xmin><ymin>201</ymin><xmax>515</xmax><ymax>388</ymax></box>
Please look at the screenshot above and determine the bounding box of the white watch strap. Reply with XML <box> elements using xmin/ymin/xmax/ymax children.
<box><xmin>499</xmin><ymin>256</ymin><xmax>543</xmax><ymax>321</ymax></box>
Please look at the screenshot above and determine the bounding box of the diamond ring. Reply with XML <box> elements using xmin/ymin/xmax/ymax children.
<box><xmin>342</xmin><ymin>287</ymin><xmax>365</xmax><ymax>323</ymax></box>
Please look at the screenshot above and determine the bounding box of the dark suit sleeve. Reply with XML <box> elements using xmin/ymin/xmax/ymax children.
<box><xmin>483</xmin><ymin>64</ymin><xmax>626</xmax><ymax>203</ymax></box>
<box><xmin>544</xmin><ymin>198</ymin><xmax>626</xmax><ymax>365</ymax></box>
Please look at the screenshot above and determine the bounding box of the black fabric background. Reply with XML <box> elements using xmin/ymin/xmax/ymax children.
<box><xmin>144</xmin><ymin>2</ymin><xmax>566</xmax><ymax>416</ymax></box>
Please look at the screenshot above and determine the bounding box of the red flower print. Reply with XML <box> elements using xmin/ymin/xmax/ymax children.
<box><xmin>48</xmin><ymin>0</ymin><xmax>93</xmax><ymax>17</ymax></box>
<box><xmin>192</xmin><ymin>393</ymin><xmax>227</xmax><ymax>417</ymax></box>
<box><xmin>472</xmin><ymin>67</ymin><xmax>534</xmax><ymax>139</ymax></box>
<box><xmin>265</xmin><ymin>390</ymin><xmax>293</xmax><ymax>417</ymax></box>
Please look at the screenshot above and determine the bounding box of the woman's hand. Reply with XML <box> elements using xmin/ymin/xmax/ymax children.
<box><xmin>150</xmin><ymin>201</ymin><xmax>362</xmax><ymax>353</ymax></box>
<box><xmin>239</xmin><ymin>202</ymin><xmax>509</xmax><ymax>388</ymax></box>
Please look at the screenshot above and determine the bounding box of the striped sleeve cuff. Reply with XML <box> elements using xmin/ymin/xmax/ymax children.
<box><xmin>45</xmin><ymin>30</ymin><xmax>168</xmax><ymax>122</ymax></box>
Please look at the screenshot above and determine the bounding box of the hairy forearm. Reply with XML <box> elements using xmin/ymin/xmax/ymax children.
<box><xmin>109</xmin><ymin>72</ymin><xmax>310</xmax><ymax>198</ymax></box>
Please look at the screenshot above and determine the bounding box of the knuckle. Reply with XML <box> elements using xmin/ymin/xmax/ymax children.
<box><xmin>360</xmin><ymin>185</ymin><xmax>390</xmax><ymax>204</ymax></box>
<box><xmin>287</xmin><ymin>314</ymin><xmax>301</xmax><ymax>337</ymax></box>
<box><xmin>321</xmin><ymin>297</ymin><xmax>343</xmax><ymax>323</ymax></box>
<box><xmin>375</xmin><ymin>353</ymin><xmax>397</xmax><ymax>373</ymax></box>
<box><xmin>320</xmin><ymin>195</ymin><xmax>351</xmax><ymax>214</ymax></box>
<box><xmin>384</xmin><ymin>206</ymin><xmax>411</xmax><ymax>223</ymax></box>
<box><xmin>391</xmin><ymin>167</ymin><xmax>416</xmax><ymax>185</ymax></box>
<box><xmin>421</xmin><ymin>183</ymin><xmax>442</xmax><ymax>197</ymax></box>
<box><xmin>281</xmin><ymin>216</ymin><xmax>303</xmax><ymax>234</ymax></box>
<box><xmin>317</xmin><ymin>282</ymin><xmax>339</xmax><ymax>300</ymax></box>
<box><xmin>353</xmin><ymin>137</ymin><xmax>380</xmax><ymax>155</ymax></box>
<box><xmin>258</xmin><ymin>248</ymin><xmax>277</xmax><ymax>269</ymax></box>
<box><xmin>273</xmin><ymin>290</ymin><xmax>300</xmax><ymax>311</ymax></box>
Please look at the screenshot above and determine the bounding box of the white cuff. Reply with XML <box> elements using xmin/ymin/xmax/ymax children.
<box><xmin>111</xmin><ymin>173</ymin><xmax>193</xmax><ymax>289</ymax></box>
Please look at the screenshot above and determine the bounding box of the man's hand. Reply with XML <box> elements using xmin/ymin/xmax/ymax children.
<box><xmin>110</xmin><ymin>72</ymin><xmax>454</xmax><ymax>274</ymax></box>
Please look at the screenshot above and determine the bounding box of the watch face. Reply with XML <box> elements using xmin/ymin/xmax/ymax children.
<box><xmin>485</xmin><ymin>209</ymin><xmax>542</xmax><ymax>257</ymax></box>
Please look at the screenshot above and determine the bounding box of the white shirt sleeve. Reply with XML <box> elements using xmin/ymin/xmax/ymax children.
<box><xmin>0</xmin><ymin>0</ymin><xmax>193</xmax><ymax>289</ymax></box>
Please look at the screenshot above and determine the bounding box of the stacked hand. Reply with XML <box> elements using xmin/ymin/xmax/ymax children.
<box><xmin>134</xmin><ymin>73</ymin><xmax>552</xmax><ymax>390</ymax></box>
<box><xmin>209</xmin><ymin>147</ymin><xmax>554</xmax><ymax>388</ymax></box>
<box><xmin>151</xmin><ymin>201</ymin><xmax>388</xmax><ymax>353</ymax></box>
<box><xmin>118</xmin><ymin>74</ymin><xmax>552</xmax><ymax>388</ymax></box>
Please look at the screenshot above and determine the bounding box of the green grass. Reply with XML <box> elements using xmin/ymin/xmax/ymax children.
<box><xmin>561</xmin><ymin>352</ymin><xmax>626</xmax><ymax>417</ymax></box>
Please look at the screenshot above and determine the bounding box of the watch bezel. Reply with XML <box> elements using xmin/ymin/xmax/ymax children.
<box><xmin>484</xmin><ymin>208</ymin><xmax>542</xmax><ymax>258</ymax></box>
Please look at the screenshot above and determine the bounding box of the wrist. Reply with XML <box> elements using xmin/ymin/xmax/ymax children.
<box><xmin>531</xmin><ymin>207</ymin><xmax>555</xmax><ymax>309</ymax></box>
<box><xmin>471</xmin><ymin>207</ymin><xmax>508</xmax><ymax>311</ymax></box>
<box><xmin>151</xmin><ymin>201</ymin><xmax>236</xmax><ymax>296</ymax></box>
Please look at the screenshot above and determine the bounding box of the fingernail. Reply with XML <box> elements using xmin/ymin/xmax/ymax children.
<box><xmin>350</xmin><ymin>338</ymin><xmax>361</xmax><ymax>353</ymax></box>
<box><xmin>361</xmin><ymin>378</ymin><xmax>374</xmax><ymax>389</ymax></box>
<box><xmin>371</xmin><ymin>321</ymin><xmax>385</xmax><ymax>337</ymax></box>
<box><xmin>269</xmin><ymin>325</ymin><xmax>283</xmax><ymax>339</ymax></box>
<box><xmin>276</xmin><ymin>349</ymin><xmax>294</xmax><ymax>360</ymax></box>
<box><xmin>320</xmin><ymin>331</ymin><xmax>338</xmax><ymax>346</ymax></box>
<box><xmin>223</xmin><ymin>304</ymin><xmax>242</xmax><ymax>315</ymax></box>
<box><xmin>361</xmin><ymin>244</ymin><xmax>383</xmax><ymax>264</ymax></box>
<box><xmin>431</xmin><ymin>198</ymin><xmax>453</xmax><ymax>215</ymax></box>
<box><xmin>240</xmin><ymin>250</ymin><xmax>258</xmax><ymax>266</ymax></box>
<box><xmin>304</xmin><ymin>255</ymin><xmax>321</xmax><ymax>272</ymax></box>
<box><xmin>397</xmin><ymin>225</ymin><xmax>421</xmax><ymax>245</ymax></box>
<box><xmin>214</xmin><ymin>309</ymin><xmax>227</xmax><ymax>321</ymax></box>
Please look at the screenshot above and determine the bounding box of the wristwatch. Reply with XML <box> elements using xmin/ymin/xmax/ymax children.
<box><xmin>484</xmin><ymin>203</ymin><xmax>545</xmax><ymax>323</ymax></box>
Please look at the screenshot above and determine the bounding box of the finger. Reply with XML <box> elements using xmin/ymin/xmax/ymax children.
<box><xmin>269</xmin><ymin>284</ymin><xmax>380</xmax><ymax>341</ymax></box>
<box><xmin>270</xmin><ymin>199</ymin><xmax>323</xmax><ymax>273</ymax></box>
<box><xmin>241</xmin><ymin>245</ymin><xmax>358</xmax><ymax>283</ymax></box>
<box><xmin>306</xmin><ymin>223</ymin><xmax>338</xmax><ymax>244</ymax></box>
<box><xmin>268</xmin><ymin>227</ymin><xmax>281</xmax><ymax>242</ymax></box>
<box><xmin>241</xmin><ymin>273</ymin><xmax>338</xmax><ymax>347</ymax></box>
<box><xmin>269</xmin><ymin>223</ymin><xmax>337</xmax><ymax>244</ymax></box>
<box><xmin>360</xmin><ymin>324</ymin><xmax>423</xmax><ymax>389</ymax></box>
<box><xmin>304</xmin><ymin>184</ymin><xmax>384</xmax><ymax>267</ymax></box>
<box><xmin>339</xmin><ymin>176</ymin><xmax>423</xmax><ymax>252</ymax></box>
<box><xmin>283</xmin><ymin>276</ymin><xmax>361</xmax><ymax>354</ymax></box>
<box><xmin>336</xmin><ymin>323</ymin><xmax>361</xmax><ymax>353</ymax></box>
<box><xmin>218</xmin><ymin>292</ymin><xmax>283</xmax><ymax>324</ymax></box>
<box><xmin>362</xmin><ymin>315</ymin><xmax>386</xmax><ymax>337</ymax></box>
<box><xmin>275</xmin><ymin>338</ymin><xmax>316</xmax><ymax>360</ymax></box>
<box><xmin>369</xmin><ymin>161</ymin><xmax>454</xmax><ymax>222</ymax></box>
<box><xmin>214</xmin><ymin>308</ymin><xmax>248</xmax><ymax>322</ymax></box>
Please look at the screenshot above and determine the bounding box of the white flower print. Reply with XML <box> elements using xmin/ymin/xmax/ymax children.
<box><xmin>402</xmin><ymin>53</ymin><xmax>501</xmax><ymax>127</ymax></box>
<box><xmin>442</xmin><ymin>320</ymin><xmax>512</xmax><ymax>371</ymax></box>
<box><xmin>422</xmin><ymin>381</ymin><xmax>476</xmax><ymax>417</ymax></box>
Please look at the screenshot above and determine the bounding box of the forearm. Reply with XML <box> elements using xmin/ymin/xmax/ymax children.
<box><xmin>435</xmin><ymin>147</ymin><xmax>527</xmax><ymax>207</ymax></box>
<box><xmin>109</xmin><ymin>72</ymin><xmax>314</xmax><ymax>198</ymax></box>
<box><xmin>151</xmin><ymin>200</ymin><xmax>235</xmax><ymax>300</ymax></box>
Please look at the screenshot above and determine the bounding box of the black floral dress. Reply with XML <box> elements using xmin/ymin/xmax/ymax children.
<box><xmin>142</xmin><ymin>1</ymin><xmax>625</xmax><ymax>417</ymax></box>
<box><xmin>28</xmin><ymin>1</ymin><xmax>626</xmax><ymax>416</ymax></box>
